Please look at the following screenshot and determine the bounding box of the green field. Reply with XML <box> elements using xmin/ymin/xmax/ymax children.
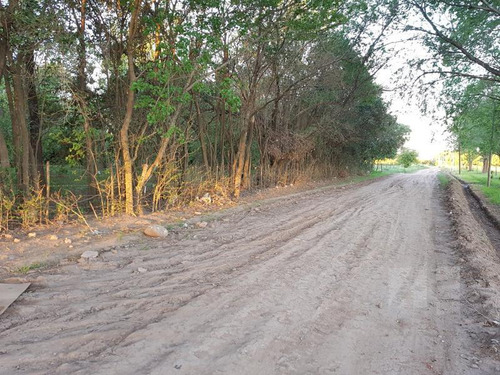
<box><xmin>354</xmin><ymin>164</ymin><xmax>428</xmax><ymax>183</ymax></box>
<box><xmin>452</xmin><ymin>170</ymin><xmax>500</xmax><ymax>205</ymax></box>
<box><xmin>374</xmin><ymin>164</ymin><xmax>428</xmax><ymax>174</ymax></box>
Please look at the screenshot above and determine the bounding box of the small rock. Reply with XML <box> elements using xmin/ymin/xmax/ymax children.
<box><xmin>68</xmin><ymin>245</ymin><xmax>74</xmax><ymax>249</ymax></box>
<box><xmin>196</xmin><ymin>221</ymin><xmax>208</xmax><ymax>228</ymax></box>
<box><xmin>183</xmin><ymin>223</ymin><xmax>189</xmax><ymax>228</ymax></box>
<box><xmin>28</xmin><ymin>232</ymin><xmax>37</xmax><ymax>238</ymax></box>
<box><xmin>49</xmin><ymin>234</ymin><xmax>58</xmax><ymax>241</ymax></box>
<box><xmin>13</xmin><ymin>238</ymin><xmax>21</xmax><ymax>243</ymax></box>
<box><xmin>470</xmin><ymin>363</ymin><xmax>479</xmax><ymax>369</ymax></box>
<box><xmin>143</xmin><ymin>225</ymin><xmax>169</xmax><ymax>238</ymax></box>
<box><xmin>81</xmin><ymin>250</ymin><xmax>99</xmax><ymax>259</ymax></box>
<box><xmin>4</xmin><ymin>234</ymin><xmax>13</xmax><ymax>239</ymax></box>
<box><xmin>138</xmin><ymin>267</ymin><xmax>148</xmax><ymax>273</ymax></box>
<box><xmin>64</xmin><ymin>238</ymin><xmax>72</xmax><ymax>244</ymax></box>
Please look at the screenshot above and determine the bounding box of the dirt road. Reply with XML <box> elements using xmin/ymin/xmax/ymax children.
<box><xmin>0</xmin><ymin>170</ymin><xmax>488</xmax><ymax>374</ymax></box>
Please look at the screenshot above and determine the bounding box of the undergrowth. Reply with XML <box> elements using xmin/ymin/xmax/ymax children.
<box><xmin>438</xmin><ymin>173</ymin><xmax>450</xmax><ymax>188</ymax></box>
<box><xmin>15</xmin><ymin>262</ymin><xmax>46</xmax><ymax>274</ymax></box>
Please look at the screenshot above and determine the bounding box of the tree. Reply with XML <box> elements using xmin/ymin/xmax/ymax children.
<box><xmin>405</xmin><ymin>0</ymin><xmax>500</xmax><ymax>83</ymax></box>
<box><xmin>0</xmin><ymin>0</ymin><xmax>415</xmax><ymax>227</ymax></box>
<box><xmin>398</xmin><ymin>149</ymin><xmax>418</xmax><ymax>168</ymax></box>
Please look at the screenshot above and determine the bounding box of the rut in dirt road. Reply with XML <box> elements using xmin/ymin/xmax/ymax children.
<box><xmin>0</xmin><ymin>169</ymin><xmax>476</xmax><ymax>374</ymax></box>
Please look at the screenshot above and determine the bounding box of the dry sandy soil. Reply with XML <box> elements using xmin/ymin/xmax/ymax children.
<box><xmin>1</xmin><ymin>169</ymin><xmax>499</xmax><ymax>374</ymax></box>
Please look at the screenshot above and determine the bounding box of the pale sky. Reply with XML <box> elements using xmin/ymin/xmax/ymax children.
<box><xmin>370</xmin><ymin>19</ymin><xmax>451</xmax><ymax>161</ymax></box>
<box><xmin>374</xmin><ymin>62</ymin><xmax>449</xmax><ymax>160</ymax></box>
<box><xmin>383</xmin><ymin>93</ymin><xmax>449</xmax><ymax>160</ymax></box>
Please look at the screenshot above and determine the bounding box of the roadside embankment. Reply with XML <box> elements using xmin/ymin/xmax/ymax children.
<box><xmin>453</xmin><ymin>173</ymin><xmax>500</xmax><ymax>231</ymax></box>
<box><xmin>446</xmin><ymin>175</ymin><xmax>500</xmax><ymax>364</ymax></box>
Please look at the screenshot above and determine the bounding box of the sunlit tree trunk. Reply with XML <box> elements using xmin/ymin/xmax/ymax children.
<box><xmin>233</xmin><ymin>111</ymin><xmax>255</xmax><ymax>198</ymax></box>
<box><xmin>120</xmin><ymin>0</ymin><xmax>142</xmax><ymax>215</ymax></box>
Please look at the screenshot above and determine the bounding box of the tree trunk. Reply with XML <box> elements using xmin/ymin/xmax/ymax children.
<box><xmin>0</xmin><ymin>0</ymin><xmax>18</xmax><ymax>80</ymax></box>
<box><xmin>23</xmin><ymin>49</ymin><xmax>44</xmax><ymax>185</ymax></box>
<box><xmin>233</xmin><ymin>126</ymin><xmax>248</xmax><ymax>198</ymax></box>
<box><xmin>487</xmin><ymin>153</ymin><xmax>493</xmax><ymax>187</ymax></box>
<box><xmin>0</xmin><ymin>126</ymin><xmax>9</xmax><ymax>168</ymax></box>
<box><xmin>11</xmin><ymin>65</ymin><xmax>31</xmax><ymax>194</ymax></box>
<box><xmin>120</xmin><ymin>0</ymin><xmax>142</xmax><ymax>215</ymax></box>
<box><xmin>242</xmin><ymin>121</ymin><xmax>254</xmax><ymax>189</ymax></box>
<box><xmin>4</xmin><ymin>72</ymin><xmax>21</xmax><ymax>186</ymax></box>
<box><xmin>233</xmin><ymin>112</ymin><xmax>255</xmax><ymax>198</ymax></box>
<box><xmin>76</xmin><ymin>0</ymin><xmax>97</xmax><ymax>196</ymax></box>
<box><xmin>121</xmin><ymin>93</ymin><xmax>135</xmax><ymax>215</ymax></box>
<box><xmin>134</xmin><ymin>108</ymin><xmax>183</xmax><ymax>213</ymax></box>
<box><xmin>482</xmin><ymin>157</ymin><xmax>489</xmax><ymax>173</ymax></box>
<box><xmin>194</xmin><ymin>97</ymin><xmax>210</xmax><ymax>172</ymax></box>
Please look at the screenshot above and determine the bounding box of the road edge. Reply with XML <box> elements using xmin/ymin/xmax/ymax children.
<box><xmin>445</xmin><ymin>175</ymin><xmax>500</xmax><ymax>371</ymax></box>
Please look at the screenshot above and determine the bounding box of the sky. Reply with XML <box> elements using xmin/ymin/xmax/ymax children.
<box><xmin>374</xmin><ymin>64</ymin><xmax>450</xmax><ymax>160</ymax></box>
<box><xmin>382</xmin><ymin>91</ymin><xmax>449</xmax><ymax>160</ymax></box>
<box><xmin>369</xmin><ymin>15</ymin><xmax>451</xmax><ymax>161</ymax></box>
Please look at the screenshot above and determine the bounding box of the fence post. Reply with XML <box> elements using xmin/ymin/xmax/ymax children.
<box><xmin>45</xmin><ymin>161</ymin><xmax>50</xmax><ymax>222</ymax></box>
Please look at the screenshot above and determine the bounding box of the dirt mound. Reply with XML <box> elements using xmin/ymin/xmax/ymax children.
<box><xmin>447</xmin><ymin>176</ymin><xmax>500</xmax><ymax>363</ymax></box>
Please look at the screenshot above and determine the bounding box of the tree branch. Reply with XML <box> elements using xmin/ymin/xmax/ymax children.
<box><xmin>412</xmin><ymin>1</ymin><xmax>500</xmax><ymax>78</ymax></box>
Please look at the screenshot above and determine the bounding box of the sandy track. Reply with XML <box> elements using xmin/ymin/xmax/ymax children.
<box><xmin>0</xmin><ymin>170</ymin><xmax>478</xmax><ymax>374</ymax></box>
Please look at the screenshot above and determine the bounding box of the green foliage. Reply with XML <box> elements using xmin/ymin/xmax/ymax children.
<box><xmin>397</xmin><ymin>149</ymin><xmax>418</xmax><ymax>168</ymax></box>
<box><xmin>453</xmin><ymin>170</ymin><xmax>500</xmax><ymax>206</ymax></box>
<box><xmin>303</xmin><ymin>33</ymin><xmax>408</xmax><ymax>170</ymax></box>
<box><xmin>437</xmin><ymin>173</ymin><xmax>450</xmax><ymax>188</ymax></box>
<box><xmin>16</xmin><ymin>262</ymin><xmax>46</xmax><ymax>274</ymax></box>
<box><xmin>0</xmin><ymin>0</ymin><xmax>416</xmax><ymax>224</ymax></box>
<box><xmin>443</xmin><ymin>81</ymin><xmax>498</xmax><ymax>169</ymax></box>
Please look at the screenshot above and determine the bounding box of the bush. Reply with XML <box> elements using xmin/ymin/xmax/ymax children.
<box><xmin>397</xmin><ymin>149</ymin><xmax>419</xmax><ymax>168</ymax></box>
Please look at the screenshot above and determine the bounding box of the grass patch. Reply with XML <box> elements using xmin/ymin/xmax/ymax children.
<box><xmin>15</xmin><ymin>262</ymin><xmax>45</xmax><ymax>274</ymax></box>
<box><xmin>374</xmin><ymin>164</ymin><xmax>428</xmax><ymax>174</ymax></box>
<box><xmin>334</xmin><ymin>165</ymin><xmax>427</xmax><ymax>187</ymax></box>
<box><xmin>437</xmin><ymin>172</ymin><xmax>450</xmax><ymax>188</ymax></box>
<box><xmin>479</xmin><ymin>186</ymin><xmax>500</xmax><ymax>205</ymax></box>
<box><xmin>451</xmin><ymin>170</ymin><xmax>500</xmax><ymax>205</ymax></box>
